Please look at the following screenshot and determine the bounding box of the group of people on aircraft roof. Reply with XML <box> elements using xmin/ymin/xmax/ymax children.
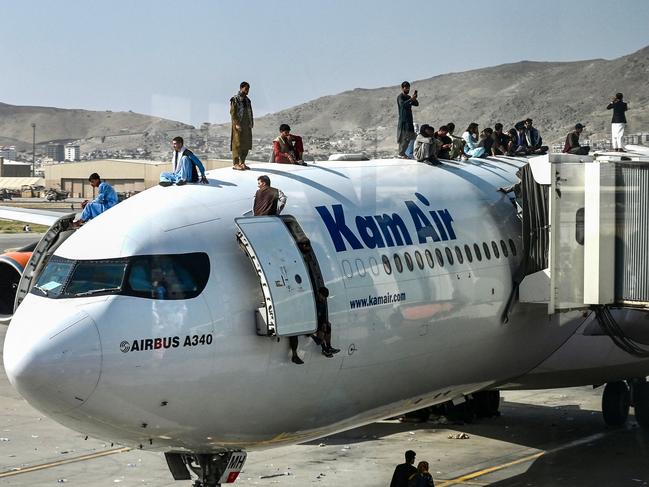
<box><xmin>398</xmin><ymin>81</ymin><xmax>549</xmax><ymax>164</ymax></box>
<box><xmin>398</xmin><ymin>81</ymin><xmax>631</xmax><ymax>163</ymax></box>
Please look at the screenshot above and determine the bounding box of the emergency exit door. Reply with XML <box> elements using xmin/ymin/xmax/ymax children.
<box><xmin>235</xmin><ymin>216</ymin><xmax>317</xmax><ymax>337</ymax></box>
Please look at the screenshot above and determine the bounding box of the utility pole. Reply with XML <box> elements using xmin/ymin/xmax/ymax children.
<box><xmin>31</xmin><ymin>123</ymin><xmax>36</xmax><ymax>177</ymax></box>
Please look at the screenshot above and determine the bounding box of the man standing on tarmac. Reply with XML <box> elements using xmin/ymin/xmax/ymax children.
<box><xmin>397</xmin><ymin>81</ymin><xmax>419</xmax><ymax>158</ymax></box>
<box><xmin>390</xmin><ymin>450</ymin><xmax>417</xmax><ymax>487</ymax></box>
<box><xmin>230</xmin><ymin>81</ymin><xmax>254</xmax><ymax>170</ymax></box>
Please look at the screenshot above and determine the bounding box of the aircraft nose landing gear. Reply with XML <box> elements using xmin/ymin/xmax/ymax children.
<box><xmin>165</xmin><ymin>451</ymin><xmax>247</xmax><ymax>486</ymax></box>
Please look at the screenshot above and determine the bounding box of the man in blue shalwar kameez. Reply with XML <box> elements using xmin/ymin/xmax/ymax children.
<box><xmin>160</xmin><ymin>136</ymin><xmax>209</xmax><ymax>186</ymax></box>
<box><xmin>73</xmin><ymin>173</ymin><xmax>118</xmax><ymax>227</ymax></box>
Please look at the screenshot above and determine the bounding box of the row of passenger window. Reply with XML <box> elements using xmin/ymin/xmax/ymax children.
<box><xmin>381</xmin><ymin>239</ymin><xmax>517</xmax><ymax>275</ymax></box>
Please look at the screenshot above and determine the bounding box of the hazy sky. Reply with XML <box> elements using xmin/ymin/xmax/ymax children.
<box><xmin>2</xmin><ymin>0</ymin><xmax>648</xmax><ymax>126</ymax></box>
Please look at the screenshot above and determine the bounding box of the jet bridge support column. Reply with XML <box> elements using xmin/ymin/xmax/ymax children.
<box><xmin>583</xmin><ymin>162</ymin><xmax>615</xmax><ymax>305</ymax></box>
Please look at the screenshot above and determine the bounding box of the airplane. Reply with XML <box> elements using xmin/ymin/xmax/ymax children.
<box><xmin>2</xmin><ymin>152</ymin><xmax>649</xmax><ymax>486</ymax></box>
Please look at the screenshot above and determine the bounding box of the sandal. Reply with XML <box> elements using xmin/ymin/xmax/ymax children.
<box><xmin>232</xmin><ymin>164</ymin><xmax>245</xmax><ymax>171</ymax></box>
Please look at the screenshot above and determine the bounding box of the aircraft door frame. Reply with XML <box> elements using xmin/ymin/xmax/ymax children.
<box><xmin>235</xmin><ymin>216</ymin><xmax>317</xmax><ymax>337</ymax></box>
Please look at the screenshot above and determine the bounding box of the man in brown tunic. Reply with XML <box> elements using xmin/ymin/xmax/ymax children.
<box><xmin>253</xmin><ymin>175</ymin><xmax>286</xmax><ymax>216</ymax></box>
<box><xmin>230</xmin><ymin>81</ymin><xmax>254</xmax><ymax>170</ymax></box>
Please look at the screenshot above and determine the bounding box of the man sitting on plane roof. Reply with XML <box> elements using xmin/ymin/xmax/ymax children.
<box><xmin>271</xmin><ymin>124</ymin><xmax>306</xmax><ymax>165</ymax></box>
<box><xmin>72</xmin><ymin>173</ymin><xmax>118</xmax><ymax>227</ymax></box>
<box><xmin>159</xmin><ymin>136</ymin><xmax>209</xmax><ymax>186</ymax></box>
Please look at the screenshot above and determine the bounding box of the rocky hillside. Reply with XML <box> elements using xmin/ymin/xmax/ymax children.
<box><xmin>0</xmin><ymin>103</ymin><xmax>193</xmax><ymax>150</ymax></box>
<box><xmin>247</xmin><ymin>44</ymin><xmax>649</xmax><ymax>149</ymax></box>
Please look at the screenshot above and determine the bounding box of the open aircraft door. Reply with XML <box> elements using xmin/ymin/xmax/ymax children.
<box><xmin>235</xmin><ymin>216</ymin><xmax>317</xmax><ymax>337</ymax></box>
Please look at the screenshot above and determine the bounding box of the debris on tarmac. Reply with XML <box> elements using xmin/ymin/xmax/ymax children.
<box><xmin>447</xmin><ymin>433</ymin><xmax>470</xmax><ymax>439</ymax></box>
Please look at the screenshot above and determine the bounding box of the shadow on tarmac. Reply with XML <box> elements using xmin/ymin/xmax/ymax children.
<box><xmin>307</xmin><ymin>399</ymin><xmax>649</xmax><ymax>486</ymax></box>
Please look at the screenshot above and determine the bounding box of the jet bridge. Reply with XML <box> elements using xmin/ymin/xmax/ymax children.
<box><xmin>518</xmin><ymin>146</ymin><xmax>649</xmax><ymax>313</ymax></box>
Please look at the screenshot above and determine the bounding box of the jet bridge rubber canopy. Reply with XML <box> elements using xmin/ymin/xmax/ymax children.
<box><xmin>235</xmin><ymin>216</ymin><xmax>317</xmax><ymax>337</ymax></box>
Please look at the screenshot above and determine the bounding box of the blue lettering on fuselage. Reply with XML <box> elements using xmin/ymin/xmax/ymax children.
<box><xmin>316</xmin><ymin>195</ymin><xmax>457</xmax><ymax>252</ymax></box>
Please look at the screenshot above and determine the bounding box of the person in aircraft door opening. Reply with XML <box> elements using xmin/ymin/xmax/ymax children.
<box><xmin>252</xmin><ymin>175</ymin><xmax>301</xmax><ymax>364</ymax></box>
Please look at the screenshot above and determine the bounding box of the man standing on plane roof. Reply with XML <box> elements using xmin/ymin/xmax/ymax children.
<box><xmin>397</xmin><ymin>81</ymin><xmax>419</xmax><ymax>158</ymax></box>
<box><xmin>230</xmin><ymin>81</ymin><xmax>254</xmax><ymax>170</ymax></box>
<box><xmin>607</xmin><ymin>92</ymin><xmax>628</xmax><ymax>152</ymax></box>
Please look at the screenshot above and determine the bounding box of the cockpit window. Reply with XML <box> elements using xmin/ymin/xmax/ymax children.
<box><xmin>33</xmin><ymin>256</ymin><xmax>75</xmax><ymax>298</ymax></box>
<box><xmin>124</xmin><ymin>254</ymin><xmax>209</xmax><ymax>300</ymax></box>
<box><xmin>31</xmin><ymin>253</ymin><xmax>209</xmax><ymax>300</ymax></box>
<box><xmin>66</xmin><ymin>260</ymin><xmax>127</xmax><ymax>297</ymax></box>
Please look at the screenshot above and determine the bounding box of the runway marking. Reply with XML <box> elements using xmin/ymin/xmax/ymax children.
<box><xmin>437</xmin><ymin>430</ymin><xmax>613</xmax><ymax>486</ymax></box>
<box><xmin>0</xmin><ymin>447</ymin><xmax>131</xmax><ymax>478</ymax></box>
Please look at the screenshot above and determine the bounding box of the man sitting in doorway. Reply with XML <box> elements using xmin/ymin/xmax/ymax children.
<box><xmin>272</xmin><ymin>124</ymin><xmax>306</xmax><ymax>165</ymax></box>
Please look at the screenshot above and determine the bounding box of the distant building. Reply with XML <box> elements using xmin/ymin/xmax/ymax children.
<box><xmin>624</xmin><ymin>132</ymin><xmax>649</xmax><ymax>146</ymax></box>
<box><xmin>0</xmin><ymin>159</ymin><xmax>32</xmax><ymax>177</ymax></box>
<box><xmin>0</xmin><ymin>145</ymin><xmax>17</xmax><ymax>160</ymax></box>
<box><xmin>43</xmin><ymin>157</ymin><xmax>230</xmax><ymax>197</ymax></box>
<box><xmin>65</xmin><ymin>144</ymin><xmax>80</xmax><ymax>161</ymax></box>
<box><xmin>47</xmin><ymin>143</ymin><xmax>65</xmax><ymax>162</ymax></box>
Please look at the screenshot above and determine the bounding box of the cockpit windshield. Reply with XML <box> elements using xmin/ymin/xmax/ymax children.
<box><xmin>32</xmin><ymin>253</ymin><xmax>209</xmax><ymax>300</ymax></box>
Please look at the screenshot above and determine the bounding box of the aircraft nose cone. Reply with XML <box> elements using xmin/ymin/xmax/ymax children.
<box><xmin>4</xmin><ymin>304</ymin><xmax>102</xmax><ymax>414</ymax></box>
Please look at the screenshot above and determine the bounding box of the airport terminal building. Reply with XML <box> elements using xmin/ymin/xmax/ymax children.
<box><xmin>43</xmin><ymin>158</ymin><xmax>230</xmax><ymax>198</ymax></box>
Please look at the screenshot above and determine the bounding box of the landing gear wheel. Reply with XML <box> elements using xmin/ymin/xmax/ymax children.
<box><xmin>633</xmin><ymin>381</ymin><xmax>649</xmax><ymax>429</ymax></box>
<box><xmin>473</xmin><ymin>390</ymin><xmax>501</xmax><ymax>418</ymax></box>
<box><xmin>602</xmin><ymin>381</ymin><xmax>630</xmax><ymax>426</ymax></box>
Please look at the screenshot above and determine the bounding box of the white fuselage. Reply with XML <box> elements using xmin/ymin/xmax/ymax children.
<box><xmin>5</xmin><ymin>157</ymin><xmax>649</xmax><ymax>453</ymax></box>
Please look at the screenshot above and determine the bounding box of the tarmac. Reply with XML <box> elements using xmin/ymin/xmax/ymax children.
<box><xmin>1</xmin><ymin>234</ymin><xmax>649</xmax><ymax>486</ymax></box>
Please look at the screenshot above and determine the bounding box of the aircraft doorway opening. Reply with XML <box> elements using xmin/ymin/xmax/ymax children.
<box><xmin>235</xmin><ymin>216</ymin><xmax>322</xmax><ymax>337</ymax></box>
